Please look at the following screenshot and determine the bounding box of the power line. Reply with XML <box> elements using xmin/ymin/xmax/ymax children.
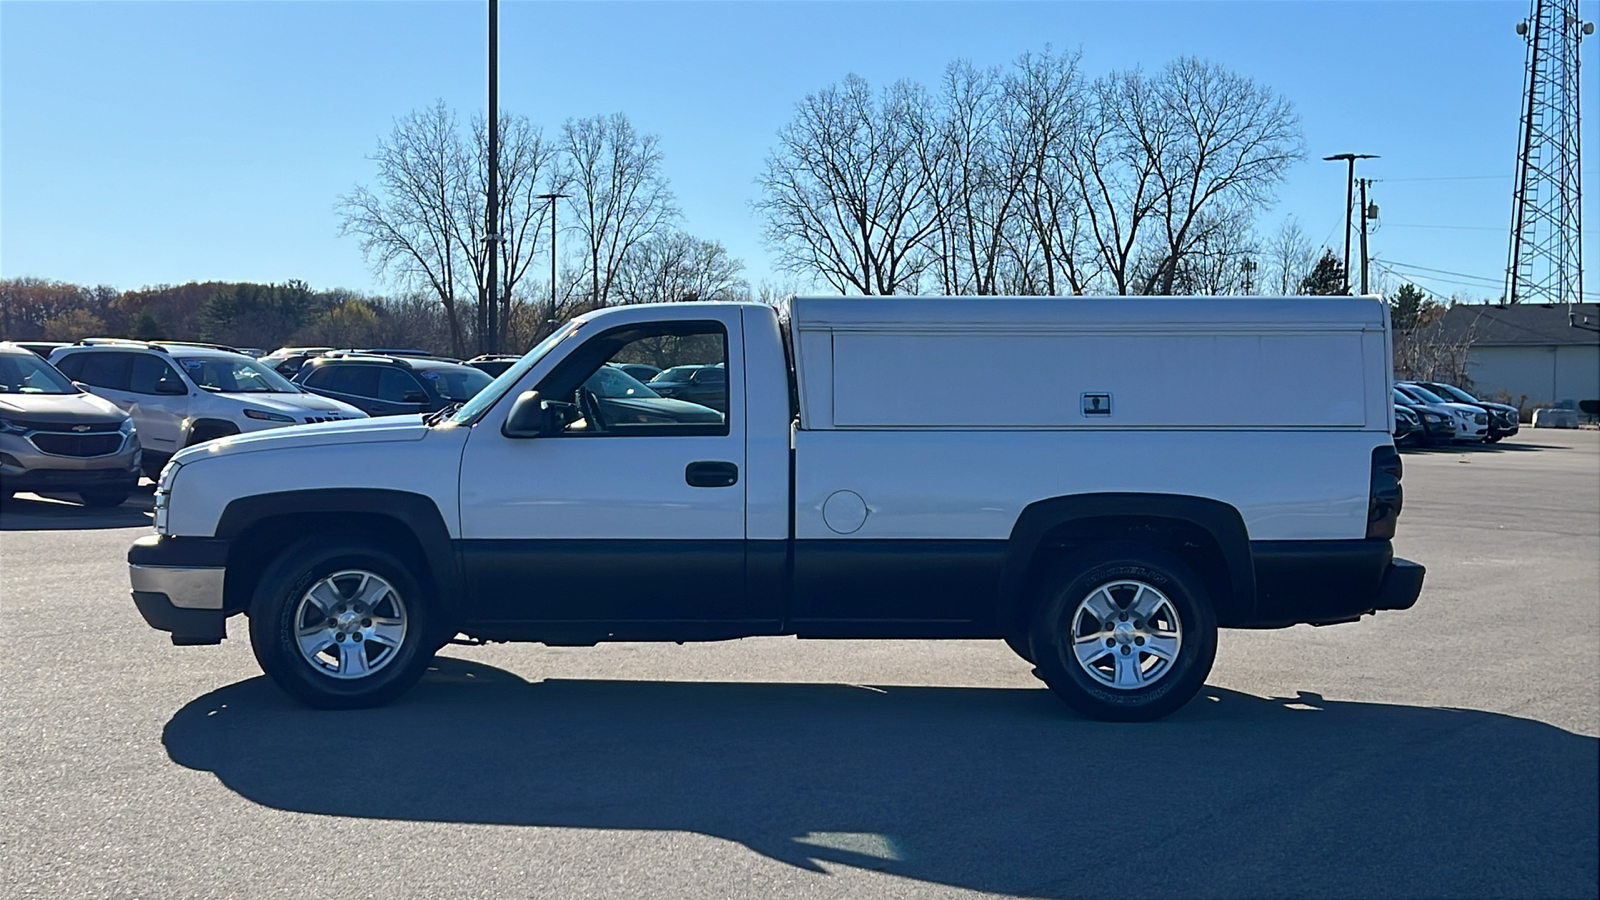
<box><xmin>1379</xmin><ymin>224</ymin><xmax>1505</xmax><ymax>231</ymax></box>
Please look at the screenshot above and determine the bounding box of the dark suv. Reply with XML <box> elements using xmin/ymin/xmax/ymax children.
<box><xmin>1415</xmin><ymin>381</ymin><xmax>1520</xmax><ymax>443</ymax></box>
<box><xmin>647</xmin><ymin>363</ymin><xmax>728</xmax><ymax>413</ymax></box>
<box><xmin>293</xmin><ymin>354</ymin><xmax>493</xmax><ymax>417</ymax></box>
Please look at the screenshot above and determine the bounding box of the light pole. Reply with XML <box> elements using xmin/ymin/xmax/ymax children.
<box><xmin>485</xmin><ymin>0</ymin><xmax>500</xmax><ymax>354</ymax></box>
<box><xmin>537</xmin><ymin>192</ymin><xmax>568</xmax><ymax>335</ymax></box>
<box><xmin>1323</xmin><ymin>153</ymin><xmax>1377</xmax><ymax>293</ymax></box>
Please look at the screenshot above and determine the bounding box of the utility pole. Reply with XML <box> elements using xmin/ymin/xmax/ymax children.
<box><xmin>1359</xmin><ymin>178</ymin><xmax>1372</xmax><ymax>294</ymax></box>
<box><xmin>485</xmin><ymin>0</ymin><xmax>500</xmax><ymax>354</ymax></box>
<box><xmin>1323</xmin><ymin>153</ymin><xmax>1378</xmax><ymax>293</ymax></box>
<box><xmin>537</xmin><ymin>192</ymin><xmax>569</xmax><ymax>336</ymax></box>
<box><xmin>1241</xmin><ymin>258</ymin><xmax>1257</xmax><ymax>295</ymax></box>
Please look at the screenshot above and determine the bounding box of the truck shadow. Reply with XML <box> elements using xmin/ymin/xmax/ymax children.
<box><xmin>163</xmin><ymin>658</ymin><xmax>1598</xmax><ymax>899</ymax></box>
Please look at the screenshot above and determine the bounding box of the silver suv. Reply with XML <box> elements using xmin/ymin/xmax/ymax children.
<box><xmin>50</xmin><ymin>341</ymin><xmax>365</xmax><ymax>476</ymax></box>
<box><xmin>0</xmin><ymin>343</ymin><xmax>141</xmax><ymax>506</ymax></box>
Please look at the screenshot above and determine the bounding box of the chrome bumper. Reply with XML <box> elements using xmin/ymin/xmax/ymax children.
<box><xmin>129</xmin><ymin>564</ymin><xmax>225</xmax><ymax>610</ymax></box>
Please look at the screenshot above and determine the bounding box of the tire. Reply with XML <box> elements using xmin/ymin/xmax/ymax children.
<box><xmin>79</xmin><ymin>490</ymin><xmax>130</xmax><ymax>508</ymax></box>
<box><xmin>184</xmin><ymin>423</ymin><xmax>238</xmax><ymax>449</ymax></box>
<box><xmin>1028</xmin><ymin>544</ymin><xmax>1217</xmax><ymax>722</ymax></box>
<box><xmin>1486</xmin><ymin>434</ymin><xmax>1503</xmax><ymax>444</ymax></box>
<box><xmin>249</xmin><ymin>537</ymin><xmax>436</xmax><ymax>709</ymax></box>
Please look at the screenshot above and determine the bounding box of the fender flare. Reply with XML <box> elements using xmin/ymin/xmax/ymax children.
<box><xmin>215</xmin><ymin>488</ymin><xmax>460</xmax><ymax>615</ymax></box>
<box><xmin>998</xmin><ymin>493</ymin><xmax>1256</xmax><ymax>629</ymax></box>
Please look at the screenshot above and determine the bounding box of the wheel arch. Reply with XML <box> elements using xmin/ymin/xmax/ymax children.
<box><xmin>215</xmin><ymin>489</ymin><xmax>459</xmax><ymax>625</ymax></box>
<box><xmin>181</xmin><ymin>417</ymin><xmax>241</xmax><ymax>447</ymax></box>
<box><xmin>999</xmin><ymin>493</ymin><xmax>1256</xmax><ymax>633</ymax></box>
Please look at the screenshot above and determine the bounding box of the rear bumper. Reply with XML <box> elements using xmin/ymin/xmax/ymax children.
<box><xmin>128</xmin><ymin>534</ymin><xmax>230</xmax><ymax>644</ymax></box>
<box><xmin>1248</xmin><ymin>540</ymin><xmax>1424</xmax><ymax>627</ymax></box>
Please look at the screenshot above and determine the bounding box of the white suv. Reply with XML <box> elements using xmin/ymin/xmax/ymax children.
<box><xmin>51</xmin><ymin>341</ymin><xmax>365</xmax><ymax>476</ymax></box>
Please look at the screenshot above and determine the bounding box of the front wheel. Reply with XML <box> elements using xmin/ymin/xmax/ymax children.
<box><xmin>249</xmin><ymin>538</ymin><xmax>436</xmax><ymax>709</ymax></box>
<box><xmin>1029</xmin><ymin>545</ymin><xmax>1217</xmax><ymax>722</ymax></box>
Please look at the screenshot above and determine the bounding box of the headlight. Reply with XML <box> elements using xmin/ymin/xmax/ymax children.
<box><xmin>1423</xmin><ymin>412</ymin><xmax>1446</xmax><ymax>423</ymax></box>
<box><xmin>0</xmin><ymin>417</ymin><xmax>28</xmax><ymax>435</ymax></box>
<box><xmin>154</xmin><ymin>460</ymin><xmax>182</xmax><ymax>534</ymax></box>
<box><xmin>243</xmin><ymin>409</ymin><xmax>295</xmax><ymax>423</ymax></box>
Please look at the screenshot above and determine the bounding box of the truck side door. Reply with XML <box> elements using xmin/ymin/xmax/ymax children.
<box><xmin>457</xmin><ymin>309</ymin><xmax>760</xmax><ymax>632</ymax></box>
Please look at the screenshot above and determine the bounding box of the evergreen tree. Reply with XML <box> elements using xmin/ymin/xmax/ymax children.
<box><xmin>1298</xmin><ymin>250</ymin><xmax>1347</xmax><ymax>295</ymax></box>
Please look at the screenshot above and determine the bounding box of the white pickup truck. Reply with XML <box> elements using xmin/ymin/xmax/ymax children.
<box><xmin>129</xmin><ymin>297</ymin><xmax>1424</xmax><ymax>721</ymax></box>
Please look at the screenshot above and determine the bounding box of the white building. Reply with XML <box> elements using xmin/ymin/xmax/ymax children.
<box><xmin>1436</xmin><ymin>303</ymin><xmax>1599</xmax><ymax>409</ymax></box>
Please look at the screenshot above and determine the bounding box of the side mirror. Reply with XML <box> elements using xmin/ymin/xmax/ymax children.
<box><xmin>154</xmin><ymin>379</ymin><xmax>187</xmax><ymax>395</ymax></box>
<box><xmin>502</xmin><ymin>390</ymin><xmax>569</xmax><ymax>438</ymax></box>
<box><xmin>73</xmin><ymin>381</ymin><xmax>93</xmax><ymax>394</ymax></box>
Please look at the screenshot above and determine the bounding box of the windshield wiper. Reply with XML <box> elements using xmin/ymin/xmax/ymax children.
<box><xmin>423</xmin><ymin>402</ymin><xmax>463</xmax><ymax>427</ymax></box>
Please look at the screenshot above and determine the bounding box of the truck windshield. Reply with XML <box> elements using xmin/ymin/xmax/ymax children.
<box><xmin>449</xmin><ymin>321</ymin><xmax>580</xmax><ymax>425</ymax></box>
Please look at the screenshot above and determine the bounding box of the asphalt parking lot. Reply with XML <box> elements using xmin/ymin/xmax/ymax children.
<box><xmin>2</xmin><ymin>431</ymin><xmax>1596</xmax><ymax>900</ymax></box>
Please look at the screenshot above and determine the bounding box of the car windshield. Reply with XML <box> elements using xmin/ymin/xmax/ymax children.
<box><xmin>1393</xmin><ymin>389</ymin><xmax>1412</xmax><ymax>404</ymax></box>
<box><xmin>450</xmin><ymin>321</ymin><xmax>580</xmax><ymax>425</ymax></box>
<box><xmin>1429</xmin><ymin>383</ymin><xmax>1478</xmax><ymax>403</ymax></box>
<box><xmin>417</xmin><ymin>365</ymin><xmax>493</xmax><ymax>402</ymax></box>
<box><xmin>0</xmin><ymin>352</ymin><xmax>78</xmax><ymax>395</ymax></box>
<box><xmin>177</xmin><ymin>356</ymin><xmax>298</xmax><ymax>393</ymax></box>
<box><xmin>1400</xmin><ymin>384</ymin><xmax>1449</xmax><ymax>404</ymax></box>
<box><xmin>585</xmin><ymin>366</ymin><xmax>661</xmax><ymax>399</ymax></box>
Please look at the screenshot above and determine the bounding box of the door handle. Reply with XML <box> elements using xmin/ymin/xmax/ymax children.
<box><xmin>685</xmin><ymin>460</ymin><xmax>739</xmax><ymax>488</ymax></box>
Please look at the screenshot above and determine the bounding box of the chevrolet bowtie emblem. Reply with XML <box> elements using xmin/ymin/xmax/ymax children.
<box><xmin>72</xmin><ymin>424</ymin><xmax>92</xmax><ymax>432</ymax></box>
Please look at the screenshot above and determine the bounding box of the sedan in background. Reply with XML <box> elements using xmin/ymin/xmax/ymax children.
<box><xmin>1396</xmin><ymin>382</ymin><xmax>1488</xmax><ymax>442</ymax></box>
<box><xmin>1393</xmin><ymin>404</ymin><xmax>1420</xmax><ymax>445</ymax></box>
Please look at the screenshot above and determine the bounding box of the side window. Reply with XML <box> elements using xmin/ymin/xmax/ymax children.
<box><xmin>128</xmin><ymin>355</ymin><xmax>181</xmax><ymax>394</ymax></box>
<box><xmin>75</xmin><ymin>352</ymin><xmax>133</xmax><ymax>391</ymax></box>
<box><xmin>327</xmin><ymin>365</ymin><xmax>381</xmax><ymax>398</ymax></box>
<box><xmin>377</xmin><ymin>368</ymin><xmax>426</xmax><ymax>403</ymax></box>
<box><xmin>54</xmin><ymin>354</ymin><xmax>85</xmax><ymax>380</ymax></box>
<box><xmin>303</xmin><ymin>365</ymin><xmax>337</xmax><ymax>389</ymax></box>
<box><xmin>537</xmin><ymin>321</ymin><xmax>729</xmax><ymax>437</ymax></box>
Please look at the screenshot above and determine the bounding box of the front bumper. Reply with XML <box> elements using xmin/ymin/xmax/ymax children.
<box><xmin>1248</xmin><ymin>540</ymin><xmax>1424</xmax><ymax>627</ymax></box>
<box><xmin>128</xmin><ymin>534</ymin><xmax>230</xmax><ymax>644</ymax></box>
<box><xmin>1</xmin><ymin>430</ymin><xmax>140</xmax><ymax>494</ymax></box>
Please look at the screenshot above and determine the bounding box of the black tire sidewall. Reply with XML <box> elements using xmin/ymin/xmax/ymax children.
<box><xmin>249</xmin><ymin>539</ymin><xmax>433</xmax><ymax>709</ymax></box>
<box><xmin>1030</xmin><ymin>545</ymin><xmax>1217</xmax><ymax>722</ymax></box>
<box><xmin>79</xmin><ymin>490</ymin><xmax>129</xmax><ymax>507</ymax></box>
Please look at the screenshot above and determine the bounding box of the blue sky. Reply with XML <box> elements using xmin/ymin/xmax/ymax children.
<box><xmin>2</xmin><ymin>0</ymin><xmax>1596</xmax><ymax>302</ymax></box>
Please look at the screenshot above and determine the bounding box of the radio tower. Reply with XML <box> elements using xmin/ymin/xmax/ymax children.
<box><xmin>1505</xmin><ymin>0</ymin><xmax>1592</xmax><ymax>307</ymax></box>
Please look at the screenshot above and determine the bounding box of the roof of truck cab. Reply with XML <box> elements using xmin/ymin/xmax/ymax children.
<box><xmin>787</xmin><ymin>295</ymin><xmax>1387</xmax><ymax>330</ymax></box>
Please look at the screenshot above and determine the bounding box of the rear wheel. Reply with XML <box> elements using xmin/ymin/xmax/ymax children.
<box><xmin>249</xmin><ymin>538</ymin><xmax>436</xmax><ymax>709</ymax></box>
<box><xmin>1028</xmin><ymin>545</ymin><xmax>1217</xmax><ymax>722</ymax></box>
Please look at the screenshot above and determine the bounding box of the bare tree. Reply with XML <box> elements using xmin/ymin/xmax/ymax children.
<box><xmin>1070</xmin><ymin>70</ymin><xmax>1166</xmax><ymax>294</ymax></box>
<box><xmin>457</xmin><ymin>112</ymin><xmax>563</xmax><ymax>351</ymax></box>
<box><xmin>1266</xmin><ymin>216</ymin><xmax>1318</xmax><ymax>295</ymax></box>
<box><xmin>1136</xmin><ymin>58</ymin><xmax>1304</xmax><ymax>294</ymax></box>
<box><xmin>1004</xmin><ymin>47</ymin><xmax>1097</xmax><ymax>295</ymax></box>
<box><xmin>561</xmin><ymin>113</ymin><xmax>678</xmax><ymax>307</ymax></box>
<box><xmin>756</xmin><ymin>74</ymin><xmax>943</xmax><ymax>295</ymax></box>
<box><xmin>614</xmin><ymin>231</ymin><xmax>748</xmax><ymax>305</ymax></box>
<box><xmin>337</xmin><ymin>101</ymin><xmax>472</xmax><ymax>356</ymax></box>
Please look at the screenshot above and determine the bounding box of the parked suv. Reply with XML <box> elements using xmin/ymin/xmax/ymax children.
<box><xmin>1414</xmin><ymin>381</ymin><xmax>1520</xmax><ymax>443</ymax></box>
<box><xmin>293</xmin><ymin>354</ymin><xmax>493</xmax><ymax>417</ymax></box>
<box><xmin>647</xmin><ymin>363</ymin><xmax>728</xmax><ymax>413</ymax></box>
<box><xmin>258</xmin><ymin>347</ymin><xmax>333</xmax><ymax>378</ymax></box>
<box><xmin>50</xmin><ymin>342</ymin><xmax>365</xmax><ymax>476</ymax></box>
<box><xmin>0</xmin><ymin>343</ymin><xmax>141</xmax><ymax>506</ymax></box>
